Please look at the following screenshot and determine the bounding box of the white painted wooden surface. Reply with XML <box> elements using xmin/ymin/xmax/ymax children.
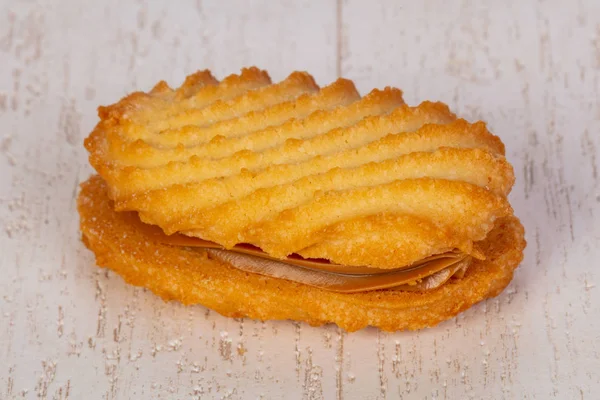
<box><xmin>0</xmin><ymin>0</ymin><xmax>598</xmax><ymax>398</ymax></box>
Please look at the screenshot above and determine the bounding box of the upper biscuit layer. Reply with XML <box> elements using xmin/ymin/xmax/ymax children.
<box><xmin>85</xmin><ymin>67</ymin><xmax>516</xmax><ymax>268</ymax></box>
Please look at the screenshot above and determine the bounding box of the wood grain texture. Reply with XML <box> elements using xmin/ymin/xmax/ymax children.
<box><xmin>0</xmin><ymin>0</ymin><xmax>598</xmax><ymax>398</ymax></box>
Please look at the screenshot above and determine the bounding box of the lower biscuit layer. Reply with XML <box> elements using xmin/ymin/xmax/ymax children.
<box><xmin>78</xmin><ymin>175</ymin><xmax>525</xmax><ymax>332</ymax></box>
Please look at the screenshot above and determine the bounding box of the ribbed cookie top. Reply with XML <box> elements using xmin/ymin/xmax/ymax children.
<box><xmin>85</xmin><ymin>67</ymin><xmax>516</xmax><ymax>268</ymax></box>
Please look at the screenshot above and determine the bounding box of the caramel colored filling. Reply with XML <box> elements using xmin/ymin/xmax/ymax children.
<box><xmin>204</xmin><ymin>249</ymin><xmax>471</xmax><ymax>293</ymax></box>
<box><xmin>126</xmin><ymin>210</ymin><xmax>470</xmax><ymax>292</ymax></box>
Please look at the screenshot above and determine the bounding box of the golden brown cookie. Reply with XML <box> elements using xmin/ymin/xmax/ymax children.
<box><xmin>79</xmin><ymin>67</ymin><xmax>526</xmax><ymax>331</ymax></box>
<box><xmin>78</xmin><ymin>176</ymin><xmax>525</xmax><ymax>332</ymax></box>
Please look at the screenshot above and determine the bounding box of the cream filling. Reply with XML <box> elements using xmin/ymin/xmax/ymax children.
<box><xmin>125</xmin><ymin>211</ymin><xmax>471</xmax><ymax>293</ymax></box>
<box><xmin>204</xmin><ymin>248</ymin><xmax>471</xmax><ymax>293</ymax></box>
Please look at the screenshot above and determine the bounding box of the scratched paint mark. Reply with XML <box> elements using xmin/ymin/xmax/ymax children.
<box><xmin>168</xmin><ymin>337</ymin><xmax>182</xmax><ymax>351</ymax></box>
<box><xmin>391</xmin><ymin>341</ymin><xmax>402</xmax><ymax>379</ymax></box>
<box><xmin>564</xmin><ymin>189</ymin><xmax>575</xmax><ymax>242</ymax></box>
<box><xmin>3</xmin><ymin>192</ymin><xmax>30</xmax><ymax>238</ymax></box>
<box><xmin>59</xmin><ymin>99</ymin><xmax>82</xmax><ymax>146</ymax></box>
<box><xmin>0</xmin><ymin>11</ymin><xmax>16</xmax><ymax>51</ymax></box>
<box><xmin>581</xmin><ymin>130</ymin><xmax>598</xmax><ymax>181</ymax></box>
<box><xmin>322</xmin><ymin>330</ymin><xmax>332</xmax><ymax>349</ymax></box>
<box><xmin>14</xmin><ymin>10</ymin><xmax>44</xmax><ymax>64</ymax></box>
<box><xmin>523</xmin><ymin>152</ymin><xmax>534</xmax><ymax>199</ymax></box>
<box><xmin>0</xmin><ymin>135</ymin><xmax>11</xmax><ymax>152</ymax></box>
<box><xmin>236</xmin><ymin>318</ymin><xmax>247</xmax><ymax>364</ymax></box>
<box><xmin>336</xmin><ymin>0</ymin><xmax>344</xmax><ymax>78</ymax></box>
<box><xmin>294</xmin><ymin>321</ymin><xmax>302</xmax><ymax>379</ymax></box>
<box><xmin>95</xmin><ymin>276</ymin><xmax>107</xmax><ymax>338</ymax></box>
<box><xmin>0</xmin><ymin>134</ymin><xmax>16</xmax><ymax>166</ymax></box>
<box><xmin>112</xmin><ymin>315</ymin><xmax>122</xmax><ymax>343</ymax></box>
<box><xmin>302</xmin><ymin>347</ymin><xmax>323</xmax><ymax>400</ymax></box>
<box><xmin>57</xmin><ymin>306</ymin><xmax>64</xmax><ymax>338</ymax></box>
<box><xmin>335</xmin><ymin>328</ymin><xmax>344</xmax><ymax>400</ymax></box>
<box><xmin>5</xmin><ymin>366</ymin><xmax>14</xmax><ymax>398</ymax></box>
<box><xmin>10</xmin><ymin>68</ymin><xmax>20</xmax><ymax>113</ymax></box>
<box><xmin>592</xmin><ymin>24</ymin><xmax>600</xmax><ymax>68</ymax></box>
<box><xmin>34</xmin><ymin>360</ymin><xmax>57</xmax><ymax>399</ymax></box>
<box><xmin>219</xmin><ymin>331</ymin><xmax>233</xmax><ymax>361</ymax></box>
<box><xmin>377</xmin><ymin>331</ymin><xmax>387</xmax><ymax>399</ymax></box>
